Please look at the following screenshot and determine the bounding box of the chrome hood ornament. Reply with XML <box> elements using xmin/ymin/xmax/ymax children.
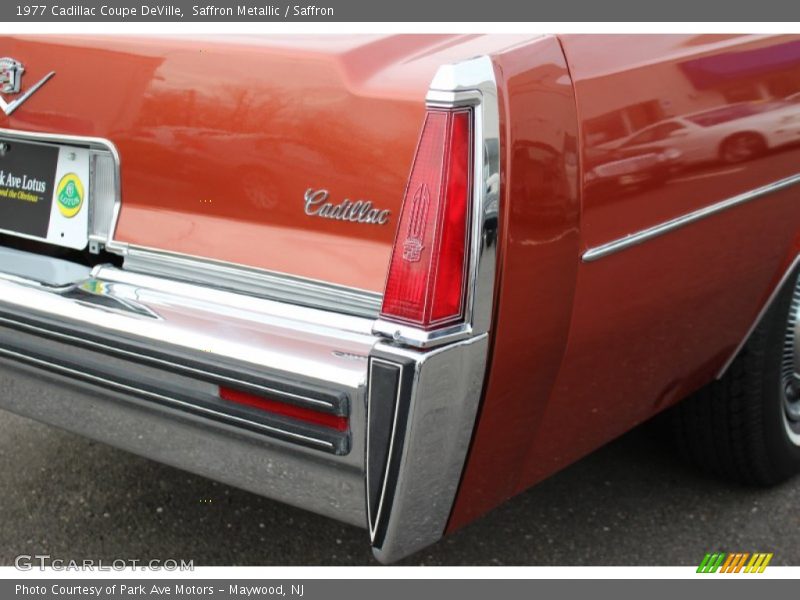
<box><xmin>304</xmin><ymin>188</ymin><xmax>390</xmax><ymax>225</ymax></box>
<box><xmin>0</xmin><ymin>58</ymin><xmax>55</xmax><ymax>116</ymax></box>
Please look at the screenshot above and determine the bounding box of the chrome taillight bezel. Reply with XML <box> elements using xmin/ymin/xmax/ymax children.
<box><xmin>373</xmin><ymin>57</ymin><xmax>501</xmax><ymax>349</ymax></box>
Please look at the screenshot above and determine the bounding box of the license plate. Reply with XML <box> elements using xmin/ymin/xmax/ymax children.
<box><xmin>0</xmin><ymin>136</ymin><xmax>90</xmax><ymax>250</ymax></box>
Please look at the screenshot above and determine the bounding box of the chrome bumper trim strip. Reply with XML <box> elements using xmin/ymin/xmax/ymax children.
<box><xmin>0</xmin><ymin>247</ymin><xmax>375</xmax><ymax>458</ymax></box>
<box><xmin>0</xmin><ymin>309</ymin><xmax>349</xmax><ymax>416</ymax></box>
<box><xmin>0</xmin><ymin>343</ymin><xmax>344</xmax><ymax>453</ymax></box>
<box><xmin>0</xmin><ymin>358</ymin><xmax>366</xmax><ymax>526</ymax></box>
<box><xmin>582</xmin><ymin>172</ymin><xmax>800</xmax><ymax>262</ymax></box>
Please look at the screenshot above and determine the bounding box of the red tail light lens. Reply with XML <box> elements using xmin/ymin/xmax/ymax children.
<box><xmin>220</xmin><ymin>387</ymin><xmax>348</xmax><ymax>432</ymax></box>
<box><xmin>380</xmin><ymin>108</ymin><xmax>473</xmax><ymax>329</ymax></box>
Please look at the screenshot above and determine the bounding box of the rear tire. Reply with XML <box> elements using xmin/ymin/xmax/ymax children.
<box><xmin>669</xmin><ymin>266</ymin><xmax>800</xmax><ymax>485</ymax></box>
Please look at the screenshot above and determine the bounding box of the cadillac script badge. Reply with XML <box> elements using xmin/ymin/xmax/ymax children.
<box><xmin>304</xmin><ymin>188</ymin><xmax>390</xmax><ymax>225</ymax></box>
<box><xmin>0</xmin><ymin>58</ymin><xmax>55</xmax><ymax>116</ymax></box>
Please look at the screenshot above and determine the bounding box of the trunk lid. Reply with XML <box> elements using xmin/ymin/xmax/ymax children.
<box><xmin>0</xmin><ymin>34</ymin><xmax>489</xmax><ymax>292</ymax></box>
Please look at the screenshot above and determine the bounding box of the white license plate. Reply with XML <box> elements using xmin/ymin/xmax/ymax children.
<box><xmin>0</xmin><ymin>136</ymin><xmax>90</xmax><ymax>250</ymax></box>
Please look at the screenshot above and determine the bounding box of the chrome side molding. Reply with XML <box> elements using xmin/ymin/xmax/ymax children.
<box><xmin>583</xmin><ymin>172</ymin><xmax>800</xmax><ymax>262</ymax></box>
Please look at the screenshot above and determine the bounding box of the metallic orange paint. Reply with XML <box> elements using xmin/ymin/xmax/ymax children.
<box><xmin>0</xmin><ymin>35</ymin><xmax>529</xmax><ymax>291</ymax></box>
<box><xmin>3</xmin><ymin>33</ymin><xmax>800</xmax><ymax>536</ymax></box>
<box><xmin>450</xmin><ymin>34</ymin><xmax>800</xmax><ymax>531</ymax></box>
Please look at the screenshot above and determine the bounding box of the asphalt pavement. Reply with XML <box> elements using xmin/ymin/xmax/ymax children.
<box><xmin>0</xmin><ymin>403</ymin><xmax>798</xmax><ymax>566</ymax></box>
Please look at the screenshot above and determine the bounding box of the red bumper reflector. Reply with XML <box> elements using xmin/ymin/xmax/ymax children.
<box><xmin>380</xmin><ymin>108</ymin><xmax>473</xmax><ymax>329</ymax></box>
<box><xmin>219</xmin><ymin>387</ymin><xmax>348</xmax><ymax>432</ymax></box>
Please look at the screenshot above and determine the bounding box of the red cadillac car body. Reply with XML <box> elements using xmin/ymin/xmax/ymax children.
<box><xmin>0</xmin><ymin>34</ymin><xmax>799</xmax><ymax>562</ymax></box>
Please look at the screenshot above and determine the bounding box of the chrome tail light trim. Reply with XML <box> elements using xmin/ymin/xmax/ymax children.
<box><xmin>372</xmin><ymin>55</ymin><xmax>501</xmax><ymax>349</ymax></box>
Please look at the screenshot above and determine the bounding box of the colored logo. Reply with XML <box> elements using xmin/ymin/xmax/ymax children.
<box><xmin>79</xmin><ymin>279</ymin><xmax>106</xmax><ymax>295</ymax></box>
<box><xmin>697</xmin><ymin>552</ymin><xmax>773</xmax><ymax>573</ymax></box>
<box><xmin>56</xmin><ymin>173</ymin><xmax>84</xmax><ymax>218</ymax></box>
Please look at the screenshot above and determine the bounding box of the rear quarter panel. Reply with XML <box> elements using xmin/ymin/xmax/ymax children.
<box><xmin>450</xmin><ymin>34</ymin><xmax>800</xmax><ymax>530</ymax></box>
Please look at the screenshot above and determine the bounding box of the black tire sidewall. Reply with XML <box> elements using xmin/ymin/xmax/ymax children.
<box><xmin>759</xmin><ymin>267</ymin><xmax>800</xmax><ymax>479</ymax></box>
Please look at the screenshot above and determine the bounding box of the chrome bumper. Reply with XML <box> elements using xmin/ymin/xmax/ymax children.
<box><xmin>0</xmin><ymin>246</ymin><xmax>486</xmax><ymax>562</ymax></box>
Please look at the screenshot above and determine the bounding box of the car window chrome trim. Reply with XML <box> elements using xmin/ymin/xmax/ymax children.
<box><xmin>582</xmin><ymin>172</ymin><xmax>800</xmax><ymax>262</ymax></box>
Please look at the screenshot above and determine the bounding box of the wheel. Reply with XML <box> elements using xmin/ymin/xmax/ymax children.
<box><xmin>669</xmin><ymin>265</ymin><xmax>800</xmax><ymax>485</ymax></box>
<box><xmin>719</xmin><ymin>132</ymin><xmax>767</xmax><ymax>163</ymax></box>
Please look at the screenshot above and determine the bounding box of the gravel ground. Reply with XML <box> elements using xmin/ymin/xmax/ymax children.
<box><xmin>0</xmin><ymin>408</ymin><xmax>797</xmax><ymax>566</ymax></box>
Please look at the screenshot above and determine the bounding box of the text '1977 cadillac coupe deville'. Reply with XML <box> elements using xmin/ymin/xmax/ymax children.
<box><xmin>0</xmin><ymin>34</ymin><xmax>799</xmax><ymax>562</ymax></box>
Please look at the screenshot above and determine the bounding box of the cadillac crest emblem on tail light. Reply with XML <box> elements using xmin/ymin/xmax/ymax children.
<box><xmin>380</xmin><ymin>108</ymin><xmax>473</xmax><ymax>329</ymax></box>
<box><xmin>402</xmin><ymin>183</ymin><xmax>430</xmax><ymax>262</ymax></box>
<box><xmin>0</xmin><ymin>58</ymin><xmax>55</xmax><ymax>116</ymax></box>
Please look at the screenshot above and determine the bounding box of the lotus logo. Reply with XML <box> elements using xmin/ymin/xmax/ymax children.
<box><xmin>56</xmin><ymin>173</ymin><xmax>84</xmax><ymax>218</ymax></box>
<box><xmin>0</xmin><ymin>58</ymin><xmax>55</xmax><ymax>116</ymax></box>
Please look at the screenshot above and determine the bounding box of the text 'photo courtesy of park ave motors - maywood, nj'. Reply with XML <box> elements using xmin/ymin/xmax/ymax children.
<box><xmin>31</xmin><ymin>4</ymin><xmax>336</xmax><ymax>17</ymax></box>
<box><xmin>14</xmin><ymin>584</ymin><xmax>304</xmax><ymax>597</ymax></box>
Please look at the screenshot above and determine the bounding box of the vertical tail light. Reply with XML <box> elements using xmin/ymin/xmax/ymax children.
<box><xmin>380</xmin><ymin>108</ymin><xmax>473</xmax><ymax>329</ymax></box>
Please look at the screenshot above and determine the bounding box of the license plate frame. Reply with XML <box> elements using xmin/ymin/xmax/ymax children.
<box><xmin>0</xmin><ymin>135</ymin><xmax>90</xmax><ymax>250</ymax></box>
